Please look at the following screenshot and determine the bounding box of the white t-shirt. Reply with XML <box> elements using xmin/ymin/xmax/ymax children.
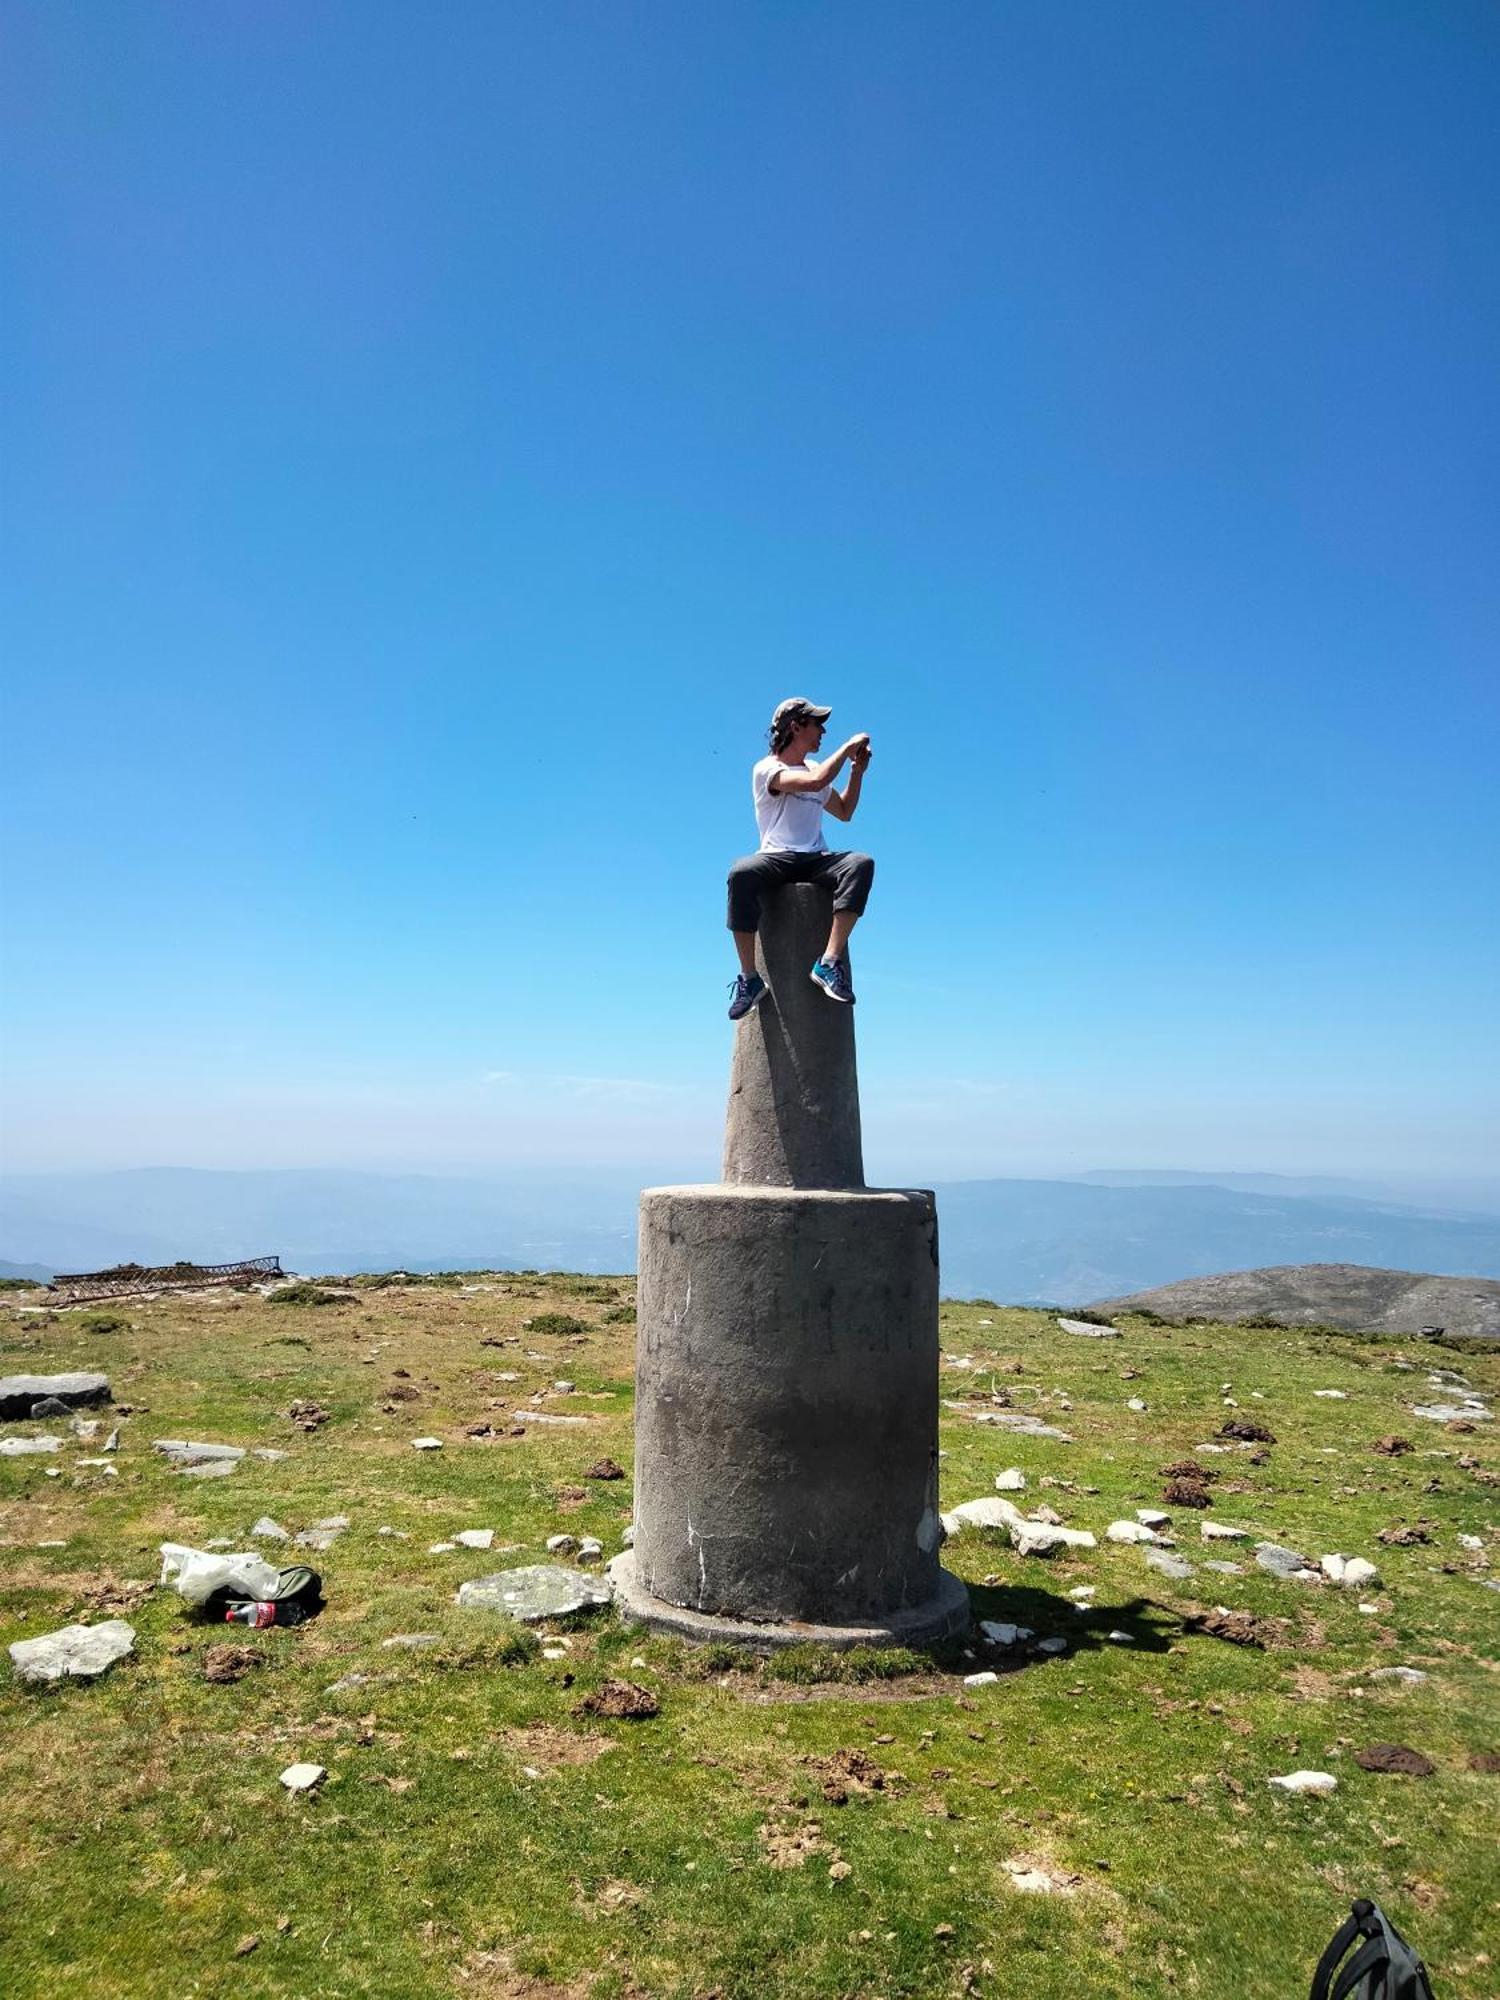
<box><xmin>752</xmin><ymin>754</ymin><xmax>830</xmax><ymax>853</ymax></box>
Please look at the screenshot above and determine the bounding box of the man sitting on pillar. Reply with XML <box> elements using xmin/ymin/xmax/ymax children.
<box><xmin>726</xmin><ymin>697</ymin><xmax>874</xmax><ymax>1019</ymax></box>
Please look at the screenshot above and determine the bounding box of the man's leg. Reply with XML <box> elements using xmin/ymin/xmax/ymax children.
<box><xmin>725</xmin><ymin>854</ymin><xmax>786</xmax><ymax>1015</ymax></box>
<box><xmin>808</xmin><ymin>851</ymin><xmax>874</xmax><ymax>1003</ymax></box>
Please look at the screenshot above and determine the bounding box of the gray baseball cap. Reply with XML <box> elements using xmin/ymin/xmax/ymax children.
<box><xmin>771</xmin><ymin>696</ymin><xmax>832</xmax><ymax>727</ymax></box>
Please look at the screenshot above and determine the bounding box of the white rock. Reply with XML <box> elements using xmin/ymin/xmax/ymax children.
<box><xmin>279</xmin><ymin>1762</ymin><xmax>327</xmax><ymax>1793</ymax></box>
<box><xmin>1010</xmin><ymin>1520</ymin><xmax>1096</xmax><ymax>1557</ymax></box>
<box><xmin>1458</xmin><ymin>1534</ymin><xmax>1483</xmax><ymax>1552</ymax></box>
<box><xmin>542</xmin><ymin>1646</ymin><xmax>569</xmax><ymax>1660</ymax></box>
<box><xmin>1105</xmin><ymin>1629</ymin><xmax>1135</xmax><ymax>1644</ymax></box>
<box><xmin>1413</xmin><ymin>1403</ymin><xmax>1492</xmax><ymax>1423</ymax></box>
<box><xmin>1313</xmin><ymin>1390</ymin><xmax>1348</xmax><ymax>1400</ymax></box>
<box><xmin>1107</xmin><ymin>1520</ymin><xmax>1157</xmax><ymax>1544</ymax></box>
<box><xmin>994</xmin><ymin>1468</ymin><xmax>1027</xmax><ymax>1491</ymax></box>
<box><xmin>946</xmin><ymin>1496</ymin><xmax>1027</xmax><ymax>1534</ymax></box>
<box><xmin>75</xmin><ymin>1458</ymin><xmax>118</xmax><ymax>1475</ymax></box>
<box><xmin>577</xmin><ymin>1537</ymin><xmax>603</xmax><ymax>1559</ymax></box>
<box><xmin>429</xmin><ymin>1542</ymin><xmax>457</xmax><ymax>1554</ymax></box>
<box><xmin>1321</xmin><ymin>1554</ymin><xmax>1380</xmax><ymax>1589</ymax></box>
<box><xmin>978</xmin><ymin>1318</ymin><xmax>993</xmax><ymax>1326</ymax></box>
<box><xmin>963</xmin><ymin>1670</ymin><xmax>1000</xmax><ymax>1687</ymax></box>
<box><xmin>1136</xmin><ymin>1509</ymin><xmax>1171</xmax><ymax>1528</ymax></box>
<box><xmin>251</xmin><ymin>1517</ymin><xmax>290</xmax><ymax>1541</ymax></box>
<box><xmin>102</xmin><ymin>1428</ymin><xmax>120</xmax><ymax>1452</ymax></box>
<box><xmin>1320</xmin><ymin>1554</ymin><xmax>1348</xmax><ymax>1583</ymax></box>
<box><xmin>1222</xmin><ymin>1397</ymin><xmax>1237</xmax><ymax>1407</ymax></box>
<box><xmin>1126</xmin><ymin>1397</ymin><xmax>1148</xmax><ymax>1412</ymax></box>
<box><xmin>552</xmin><ymin>1381</ymin><xmax>576</xmax><ymax>1394</ymax></box>
<box><xmin>1067</xmin><ymin>1586</ymin><xmax>1096</xmax><ymax>1601</ymax></box>
<box><xmin>545</xmin><ymin>1533</ymin><xmax>578</xmax><ymax>1554</ymax></box>
<box><xmin>1057</xmin><ymin>1317</ymin><xmax>1119</xmax><ymax>1338</ymax></box>
<box><xmin>0</xmin><ymin>1434</ymin><xmax>63</xmax><ymax>1456</ymax></box>
<box><xmin>1034</xmin><ymin>1635</ymin><xmax>1069</xmax><ymax>1654</ymax></box>
<box><xmin>71</xmin><ymin>1418</ymin><xmax>100</xmax><ymax>1441</ymax></box>
<box><xmin>621</xmin><ymin>1525</ymin><xmax>635</xmax><ymax>1546</ymax></box>
<box><xmin>979</xmin><ymin>1620</ymin><xmax>1032</xmax><ymax>1647</ymax></box>
<box><xmin>1358</xmin><ymin>1602</ymin><xmax>1380</xmax><ymax>1614</ymax></box>
<box><xmin>411</xmin><ymin>1437</ymin><xmax>444</xmax><ymax>1450</ymax></box>
<box><xmin>1200</xmin><ymin>1522</ymin><xmax>1249</xmax><ymax>1542</ymax></box>
<box><xmin>509</xmin><ymin>1410</ymin><xmax>590</xmax><ymax>1427</ymax></box>
<box><xmin>1370</xmin><ymin>1667</ymin><xmax>1428</xmax><ymax>1684</ymax></box>
<box><xmin>454</xmin><ymin>1529</ymin><xmax>494</xmax><ymax>1550</ymax></box>
<box><xmin>1005</xmin><ymin>1861</ymin><xmax>1075</xmax><ymax>1895</ymax></box>
<box><xmin>1268</xmin><ymin>1770</ymin><xmax>1337</xmax><ymax>1795</ymax></box>
<box><xmin>9</xmin><ymin>1619</ymin><xmax>136</xmax><ymax>1685</ymax></box>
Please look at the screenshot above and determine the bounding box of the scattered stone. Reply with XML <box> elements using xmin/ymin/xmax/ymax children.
<box><xmin>1203</xmin><ymin>1559</ymin><xmax>1244</xmax><ymax>1575</ymax></box>
<box><xmin>1010</xmin><ymin>1521</ymin><xmax>1096</xmax><ymax>1557</ymax></box>
<box><xmin>153</xmin><ymin>1439</ymin><xmax>246</xmax><ymax>1469</ymax></box>
<box><xmin>0</xmin><ymin>1434</ymin><xmax>62</xmax><ymax>1456</ymax></box>
<box><xmin>30</xmin><ymin>1395</ymin><xmax>72</xmax><ymax>1419</ymax></box>
<box><xmin>1321</xmin><ymin>1554</ymin><xmax>1380</xmax><ymax>1589</ymax></box>
<box><xmin>411</xmin><ymin>1437</ymin><xmax>444</xmax><ymax>1450</ymax></box>
<box><xmin>545</xmin><ymin>1532</ymin><xmax>579</xmax><ymax>1555</ymax></box>
<box><xmin>575</xmin><ymin>1678</ymin><xmax>659</xmax><ymax>1719</ymax></box>
<box><xmin>1034</xmin><ymin>1635</ymin><xmax>1069</xmax><ymax>1655</ymax></box>
<box><xmin>577</xmin><ymin>1537</ymin><xmax>603</xmax><ymax>1560</ymax></box>
<box><xmin>429</xmin><ymin>1542</ymin><xmax>458</xmax><ymax>1554</ymax></box>
<box><xmin>1200</xmin><ymin>1522</ymin><xmax>1248</xmax><ymax>1542</ymax></box>
<box><xmin>1105</xmin><ymin>1629</ymin><xmax>1134</xmax><ymax>1644</ymax></box>
<box><xmin>102</xmin><ymin>1428</ymin><xmax>120</xmax><ymax>1453</ymax></box>
<box><xmin>180</xmin><ymin>1458</ymin><xmax>238</xmax><ymax>1479</ymax></box>
<box><xmin>980</xmin><ymin>1621</ymin><xmax>1032</xmax><ymax>1647</ymax></box>
<box><xmin>1378</xmin><ymin>1525</ymin><xmax>1431</xmax><ymax>1547</ymax></box>
<box><xmin>0</xmin><ymin>1371</ymin><xmax>111</xmax><ymax>1420</ymax></box>
<box><xmin>251</xmin><ymin>1517</ymin><xmax>291</xmax><ymax>1542</ymax></box>
<box><xmin>1458</xmin><ymin>1533</ymin><xmax>1484</xmax><ymax>1553</ymax></box>
<box><xmin>1268</xmin><ymin>1770</ymin><xmax>1337</xmax><ymax>1795</ymax></box>
<box><xmin>1256</xmin><ymin>1542</ymin><xmax>1313</xmax><ymax>1580</ymax></box>
<box><xmin>552</xmin><ymin>1381</ymin><xmax>576</xmax><ymax>1394</ymax></box>
<box><xmin>1313</xmin><ymin>1390</ymin><xmax>1348</xmax><ymax>1401</ymax></box>
<box><xmin>1057</xmin><ymin>1318</ymin><xmax>1119</xmax><ymax>1339</ymax></box>
<box><xmin>1126</xmin><ymin>1398</ymin><xmax>1148</xmax><ymax>1412</ymax></box>
<box><xmin>942</xmin><ymin>1497</ymin><xmax>1026</xmax><ymax>1536</ymax></box>
<box><xmin>510</xmin><ymin>1410</ymin><xmax>591</xmax><ymax>1427</ymax></box>
<box><xmin>1413</xmin><ymin>1403</ymin><xmax>1491</xmax><ymax>1423</ymax></box>
<box><xmin>252</xmin><ymin>1447</ymin><xmax>289</xmax><ymax>1462</ymax></box>
<box><xmin>1107</xmin><ymin>1519</ymin><xmax>1157</xmax><ymax>1544</ymax></box>
<box><xmin>457</xmin><ymin>1565</ymin><xmax>612</xmax><ymax>1621</ymax></box>
<box><xmin>585</xmin><ymin>1457</ymin><xmax>625</xmax><ymax>1480</ymax></box>
<box><xmin>279</xmin><ymin>1762</ymin><xmax>327</xmax><ymax>1793</ymax></box>
<box><xmin>10</xmin><ymin>1619</ymin><xmax>136</xmax><ymax>1684</ymax></box>
<box><xmin>296</xmin><ymin>1516</ymin><xmax>349</xmax><ymax>1551</ymax></box>
<box><xmin>1354</xmin><ymin>1744</ymin><xmax>1436</xmax><ymax>1777</ymax></box>
<box><xmin>1135</xmin><ymin>1508</ymin><xmax>1171</xmax><ymax>1529</ymax></box>
<box><xmin>994</xmin><ymin>1468</ymin><xmax>1026</xmax><ymax>1491</ymax></box>
<box><xmin>1031</xmin><ymin>1504</ymin><xmax>1065</xmax><ymax>1526</ymax></box>
<box><xmin>454</xmin><ymin>1529</ymin><xmax>495</xmax><ymax>1551</ymax></box>
<box><xmin>1219</xmin><ymin>1419</ymin><xmax>1276</xmax><ymax>1444</ymax></box>
<box><xmin>326</xmin><ymin>1671</ymin><xmax>379</xmax><ymax>1694</ymax></box>
<box><xmin>962</xmin><ymin>1409</ymin><xmax>1073</xmax><ymax>1441</ymax></box>
<box><xmin>286</xmin><ymin>1400</ymin><xmax>330</xmax><ymax>1431</ymax></box>
<box><xmin>1369</xmin><ymin>1667</ymin><xmax>1429</xmax><ymax>1684</ymax></box>
<box><xmin>963</xmin><ymin>1671</ymin><xmax>999</xmax><ymax>1688</ymax></box>
<box><xmin>382</xmin><ymin>1633</ymin><xmax>442</xmax><ymax>1649</ymax></box>
<box><xmin>1145</xmin><ymin>1548</ymin><xmax>1194</xmax><ymax>1581</ymax></box>
<box><xmin>621</xmin><ymin>1525</ymin><xmax>635</xmax><ymax>1546</ymax></box>
<box><xmin>1373</xmin><ymin>1435</ymin><xmax>1414</xmax><ymax>1456</ymax></box>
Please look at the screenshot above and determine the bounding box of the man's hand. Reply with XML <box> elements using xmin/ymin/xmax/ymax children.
<box><xmin>849</xmin><ymin>735</ymin><xmax>872</xmax><ymax>771</ymax></box>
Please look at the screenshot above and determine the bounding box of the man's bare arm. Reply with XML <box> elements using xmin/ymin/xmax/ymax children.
<box><xmin>826</xmin><ymin>746</ymin><xmax>870</xmax><ymax>822</ymax></box>
<box><xmin>770</xmin><ymin>734</ymin><xmax>870</xmax><ymax>797</ymax></box>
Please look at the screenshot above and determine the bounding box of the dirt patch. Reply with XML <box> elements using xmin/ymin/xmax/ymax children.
<box><xmin>501</xmin><ymin>1726</ymin><xmax>616</xmax><ymax>1773</ymax></box>
<box><xmin>1291</xmin><ymin>1666</ymin><xmax>1336</xmax><ymax>1700</ymax></box>
<box><xmin>757</xmin><ymin>1817</ymin><xmax>830</xmax><ymax>1869</ymax></box>
<box><xmin>386</xmin><ymin>1383</ymin><xmax>421</xmax><ymax>1402</ymax></box>
<box><xmin>575</xmin><ymin>1877</ymin><xmax>647</xmax><ymax>1920</ymax></box>
<box><xmin>287</xmin><ymin>1399</ymin><xmax>330</xmax><ymax>1430</ymax></box>
<box><xmin>1218</xmin><ymin>1419</ymin><xmax>1276</xmax><ymax>1444</ymax></box>
<box><xmin>1467</xmin><ymin>1751</ymin><xmax>1500</xmax><ymax>1774</ymax></box>
<box><xmin>1373</xmin><ymin>1435</ymin><xmax>1413</xmax><ymax>1456</ymax></box>
<box><xmin>1354</xmin><ymin>1744</ymin><xmax>1436</xmax><ymax>1777</ymax></box>
<box><xmin>811</xmin><ymin>1747</ymin><xmax>893</xmax><ymax>1804</ymax></box>
<box><xmin>1002</xmin><ymin>1852</ymin><xmax>1082</xmax><ymax>1896</ymax></box>
<box><xmin>1377</xmin><ymin>1524</ymin><xmax>1432</xmax><ymax>1546</ymax></box>
<box><xmin>201</xmin><ymin>1644</ymin><xmax>263</xmax><ymax>1685</ymax></box>
<box><xmin>1186</xmin><ymin>1608</ymin><xmax>1272</xmax><ymax>1649</ymax></box>
<box><xmin>457</xmin><ymin>1948</ymin><xmax>596</xmax><ymax>1998</ymax></box>
<box><xmin>574</xmin><ymin>1679</ymin><xmax>659</xmax><ymax>1721</ymax></box>
<box><xmin>1160</xmin><ymin>1459</ymin><xmax>1219</xmax><ymax>1483</ymax></box>
<box><xmin>1163</xmin><ymin>1478</ymin><xmax>1213</xmax><ymax>1509</ymax></box>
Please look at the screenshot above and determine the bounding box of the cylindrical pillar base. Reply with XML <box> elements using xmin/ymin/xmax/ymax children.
<box><xmin>628</xmin><ymin>1184</ymin><xmax>967</xmax><ymax>1644</ymax></box>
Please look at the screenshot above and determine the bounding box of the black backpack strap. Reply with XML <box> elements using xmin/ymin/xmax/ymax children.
<box><xmin>1330</xmin><ymin>1934</ymin><xmax>1389</xmax><ymax>2000</ymax></box>
<box><xmin>1311</xmin><ymin>1909</ymin><xmax>1368</xmax><ymax>2000</ymax></box>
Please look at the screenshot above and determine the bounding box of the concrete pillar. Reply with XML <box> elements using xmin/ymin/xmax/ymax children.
<box><xmin>608</xmin><ymin>881</ymin><xmax>968</xmax><ymax>1650</ymax></box>
<box><xmin>722</xmin><ymin>884</ymin><xmax>864</xmax><ymax>1190</ymax></box>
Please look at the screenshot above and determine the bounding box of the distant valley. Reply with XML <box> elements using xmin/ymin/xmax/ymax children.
<box><xmin>5</xmin><ymin>1166</ymin><xmax>1500</xmax><ymax>1308</ymax></box>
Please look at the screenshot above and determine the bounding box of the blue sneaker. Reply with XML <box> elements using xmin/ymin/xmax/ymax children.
<box><xmin>727</xmin><ymin>972</ymin><xmax>768</xmax><ymax>1020</ymax></box>
<box><xmin>810</xmin><ymin>957</ymin><xmax>855</xmax><ymax>1004</ymax></box>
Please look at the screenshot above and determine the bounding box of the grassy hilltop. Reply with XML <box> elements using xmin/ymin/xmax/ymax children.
<box><xmin>1</xmin><ymin>1275</ymin><xmax>1496</xmax><ymax>1999</ymax></box>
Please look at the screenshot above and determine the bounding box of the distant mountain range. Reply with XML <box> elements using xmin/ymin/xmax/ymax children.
<box><xmin>4</xmin><ymin>1166</ymin><xmax>1500</xmax><ymax>1306</ymax></box>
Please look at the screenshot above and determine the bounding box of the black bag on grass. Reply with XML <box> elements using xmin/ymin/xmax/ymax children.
<box><xmin>1309</xmin><ymin>1899</ymin><xmax>1435</xmax><ymax>2000</ymax></box>
<box><xmin>205</xmin><ymin>1562</ymin><xmax>324</xmax><ymax>1628</ymax></box>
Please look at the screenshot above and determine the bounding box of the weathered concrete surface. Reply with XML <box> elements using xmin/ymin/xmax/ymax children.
<box><xmin>723</xmin><ymin>883</ymin><xmax>863</xmax><ymax>1190</ymax></box>
<box><xmin>608</xmin><ymin>1548</ymin><xmax>970</xmax><ymax>1652</ymax></box>
<box><xmin>9</xmin><ymin>1620</ymin><xmax>136</xmax><ymax>1685</ymax></box>
<box><xmin>631</xmin><ymin>1184</ymin><xmax>958</xmax><ymax>1632</ymax></box>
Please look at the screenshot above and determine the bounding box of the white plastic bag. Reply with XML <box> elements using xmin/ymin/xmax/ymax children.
<box><xmin>159</xmin><ymin>1541</ymin><xmax>284</xmax><ymax>1607</ymax></box>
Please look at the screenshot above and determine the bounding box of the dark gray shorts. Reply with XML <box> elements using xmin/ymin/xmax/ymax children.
<box><xmin>726</xmin><ymin>849</ymin><xmax>875</xmax><ymax>932</ymax></box>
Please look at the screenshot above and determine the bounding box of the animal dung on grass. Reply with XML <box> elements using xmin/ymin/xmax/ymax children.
<box><xmin>1354</xmin><ymin>1744</ymin><xmax>1436</xmax><ymax>1777</ymax></box>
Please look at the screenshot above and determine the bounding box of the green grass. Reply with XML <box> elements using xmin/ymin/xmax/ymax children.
<box><xmin>2</xmin><ymin>1280</ymin><xmax>1497</xmax><ymax>1998</ymax></box>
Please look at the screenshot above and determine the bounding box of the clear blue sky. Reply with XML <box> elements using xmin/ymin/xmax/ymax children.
<box><xmin>2</xmin><ymin>3</ymin><xmax>1497</xmax><ymax>1184</ymax></box>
